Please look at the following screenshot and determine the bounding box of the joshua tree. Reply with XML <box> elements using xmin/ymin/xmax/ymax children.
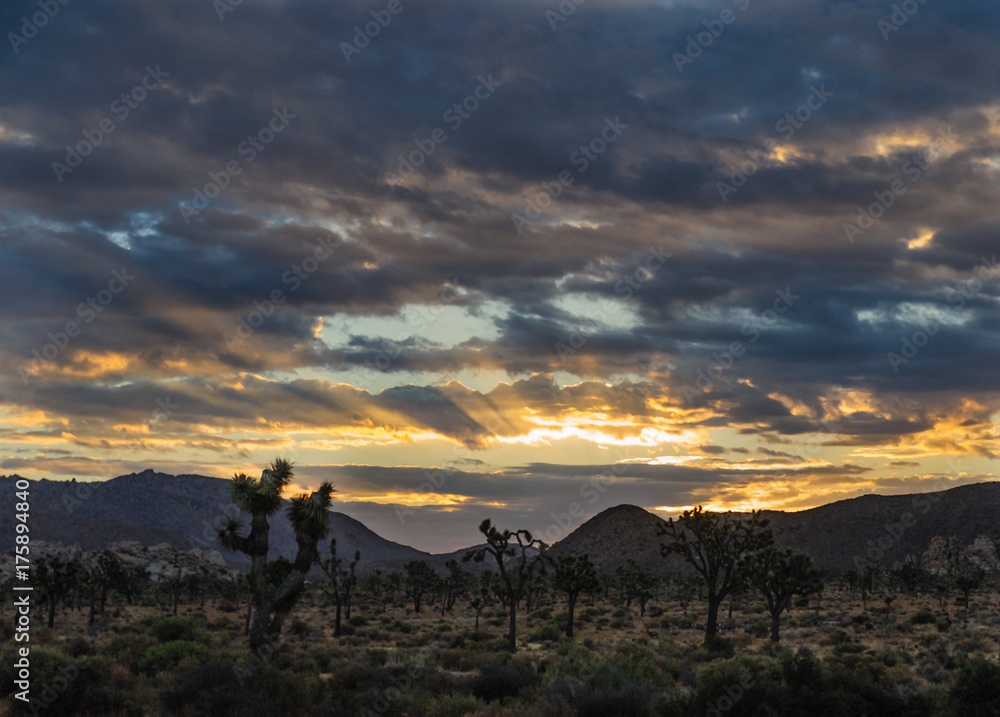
<box><xmin>659</xmin><ymin>506</ymin><xmax>772</xmax><ymax>646</ymax></box>
<box><xmin>616</xmin><ymin>558</ymin><xmax>657</xmax><ymax>617</ymax></box>
<box><xmin>550</xmin><ymin>554</ymin><xmax>600</xmax><ymax>638</ymax></box>
<box><xmin>403</xmin><ymin>559</ymin><xmax>437</xmax><ymax>613</ymax></box>
<box><xmin>218</xmin><ymin>458</ymin><xmax>334</xmax><ymax>656</ymax></box>
<box><xmin>35</xmin><ymin>554</ymin><xmax>80</xmax><ymax>628</ymax></box>
<box><xmin>318</xmin><ymin>539</ymin><xmax>360</xmax><ymax>637</ymax></box>
<box><xmin>81</xmin><ymin>550</ymin><xmax>128</xmax><ymax>625</ymax></box>
<box><xmin>740</xmin><ymin>547</ymin><xmax>822</xmax><ymax>642</ymax></box>
<box><xmin>464</xmin><ymin>519</ymin><xmax>547</xmax><ymax>653</ymax></box>
<box><xmin>441</xmin><ymin>559</ymin><xmax>469</xmax><ymax>616</ymax></box>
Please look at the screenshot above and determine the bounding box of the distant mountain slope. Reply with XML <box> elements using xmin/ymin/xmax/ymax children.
<box><xmin>763</xmin><ymin>482</ymin><xmax>1000</xmax><ymax>570</ymax></box>
<box><xmin>0</xmin><ymin>470</ymin><xmax>430</xmax><ymax>574</ymax></box>
<box><xmin>3</xmin><ymin>471</ymin><xmax>998</xmax><ymax>574</ymax></box>
<box><xmin>547</xmin><ymin>483</ymin><xmax>1000</xmax><ymax>572</ymax></box>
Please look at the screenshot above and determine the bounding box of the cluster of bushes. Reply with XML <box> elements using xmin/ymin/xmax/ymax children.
<box><xmin>4</xmin><ymin>608</ymin><xmax>1000</xmax><ymax>717</ymax></box>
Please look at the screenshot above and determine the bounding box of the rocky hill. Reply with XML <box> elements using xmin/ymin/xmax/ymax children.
<box><xmin>549</xmin><ymin>483</ymin><xmax>1000</xmax><ymax>572</ymax></box>
<box><xmin>0</xmin><ymin>470</ymin><xmax>431</xmax><ymax>575</ymax></box>
<box><xmin>3</xmin><ymin>471</ymin><xmax>998</xmax><ymax>575</ymax></box>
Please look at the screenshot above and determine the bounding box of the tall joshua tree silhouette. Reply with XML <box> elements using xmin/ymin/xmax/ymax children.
<box><xmin>218</xmin><ymin>458</ymin><xmax>334</xmax><ymax>659</ymax></box>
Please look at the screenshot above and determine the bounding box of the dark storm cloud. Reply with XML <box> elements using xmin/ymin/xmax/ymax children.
<box><xmin>1</xmin><ymin>0</ymin><xmax>1000</xmax><ymax>460</ymax></box>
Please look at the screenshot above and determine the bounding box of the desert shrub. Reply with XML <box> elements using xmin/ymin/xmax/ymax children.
<box><xmin>686</xmin><ymin>653</ymin><xmax>783</xmax><ymax>717</ymax></box>
<box><xmin>138</xmin><ymin>640</ymin><xmax>212</xmax><ymax>675</ymax></box>
<box><xmin>611</xmin><ymin>606</ymin><xmax>632</xmax><ymax>619</ymax></box>
<box><xmin>172</xmin><ymin>658</ymin><xmax>314</xmax><ymax>717</ymax></box>
<box><xmin>529</xmin><ymin>622</ymin><xmax>562</xmax><ymax>642</ymax></box>
<box><xmin>871</xmin><ymin>647</ymin><xmax>900</xmax><ymax>667</ymax></box>
<box><xmin>551</xmin><ymin>679</ymin><xmax>657</xmax><ymax>717</ymax></box>
<box><xmin>288</xmin><ymin>618</ymin><xmax>311</xmax><ymax>636</ymax></box>
<box><xmin>832</xmin><ymin>642</ymin><xmax>865</xmax><ymax>656</ymax></box>
<box><xmin>148</xmin><ymin>616</ymin><xmax>208</xmax><ymax>644</ymax></box>
<box><xmin>471</xmin><ymin>655</ymin><xmax>540</xmax><ymax>702</ymax></box>
<box><xmin>532</xmin><ymin>607</ymin><xmax>553</xmax><ymax>621</ymax></box>
<box><xmin>821</xmin><ymin>629</ymin><xmax>851</xmax><ymax>646</ymax></box>
<box><xmin>935</xmin><ymin>617</ymin><xmax>951</xmax><ymax>633</ymax></box>
<box><xmin>348</xmin><ymin>615</ymin><xmax>368</xmax><ymax>627</ymax></box>
<box><xmin>161</xmin><ymin>657</ymin><xmax>245</xmax><ymax>716</ymax></box>
<box><xmin>747</xmin><ymin>618</ymin><xmax>770</xmax><ymax>639</ymax></box>
<box><xmin>948</xmin><ymin>657</ymin><xmax>1000</xmax><ymax>717</ymax></box>
<box><xmin>851</xmin><ymin>613</ymin><xmax>872</xmax><ymax>628</ymax></box>
<box><xmin>66</xmin><ymin>635</ymin><xmax>93</xmax><ymax>658</ymax></box>
<box><xmin>0</xmin><ymin>647</ymin><xmax>141</xmax><ymax>716</ymax></box>
<box><xmin>910</xmin><ymin>609</ymin><xmax>937</xmax><ymax>625</ymax></box>
<box><xmin>420</xmin><ymin>693</ymin><xmax>484</xmax><ymax>717</ymax></box>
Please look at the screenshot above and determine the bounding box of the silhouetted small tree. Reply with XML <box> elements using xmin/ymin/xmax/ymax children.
<box><xmin>550</xmin><ymin>554</ymin><xmax>599</xmax><ymax>638</ymax></box>
<box><xmin>441</xmin><ymin>559</ymin><xmax>469</xmax><ymax>615</ymax></box>
<box><xmin>740</xmin><ymin>547</ymin><xmax>822</xmax><ymax>642</ymax></box>
<box><xmin>464</xmin><ymin>519</ymin><xmax>547</xmax><ymax>653</ymax></box>
<box><xmin>319</xmin><ymin>539</ymin><xmax>360</xmax><ymax>636</ymax></box>
<box><xmin>35</xmin><ymin>554</ymin><xmax>79</xmax><ymax>628</ymax></box>
<box><xmin>403</xmin><ymin>560</ymin><xmax>437</xmax><ymax>613</ymax></box>
<box><xmin>659</xmin><ymin>506</ymin><xmax>772</xmax><ymax>646</ymax></box>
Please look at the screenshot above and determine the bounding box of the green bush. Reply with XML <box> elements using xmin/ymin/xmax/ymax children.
<box><xmin>747</xmin><ymin>618</ymin><xmax>770</xmax><ymax>639</ymax></box>
<box><xmin>138</xmin><ymin>640</ymin><xmax>212</xmax><ymax>676</ymax></box>
<box><xmin>949</xmin><ymin>657</ymin><xmax>1000</xmax><ymax>716</ymax></box>
<box><xmin>148</xmin><ymin>616</ymin><xmax>208</xmax><ymax>644</ymax></box>
<box><xmin>0</xmin><ymin>646</ymin><xmax>141</xmax><ymax>716</ymax></box>
<box><xmin>529</xmin><ymin>622</ymin><xmax>562</xmax><ymax>642</ymax></box>
<box><xmin>471</xmin><ymin>655</ymin><xmax>540</xmax><ymax>702</ymax></box>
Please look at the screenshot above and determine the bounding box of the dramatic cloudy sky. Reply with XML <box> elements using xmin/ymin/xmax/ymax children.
<box><xmin>2</xmin><ymin>0</ymin><xmax>998</xmax><ymax>551</ymax></box>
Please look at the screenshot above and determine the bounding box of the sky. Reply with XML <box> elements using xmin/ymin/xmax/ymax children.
<box><xmin>1</xmin><ymin>0</ymin><xmax>998</xmax><ymax>553</ymax></box>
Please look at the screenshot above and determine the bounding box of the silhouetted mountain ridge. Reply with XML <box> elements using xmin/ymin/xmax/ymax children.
<box><xmin>2</xmin><ymin>472</ymin><xmax>997</xmax><ymax>573</ymax></box>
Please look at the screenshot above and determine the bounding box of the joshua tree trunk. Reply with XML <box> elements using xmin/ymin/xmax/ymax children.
<box><xmin>704</xmin><ymin>593</ymin><xmax>721</xmax><ymax>646</ymax></box>
<box><xmin>508</xmin><ymin>602</ymin><xmax>517</xmax><ymax>653</ymax></box>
